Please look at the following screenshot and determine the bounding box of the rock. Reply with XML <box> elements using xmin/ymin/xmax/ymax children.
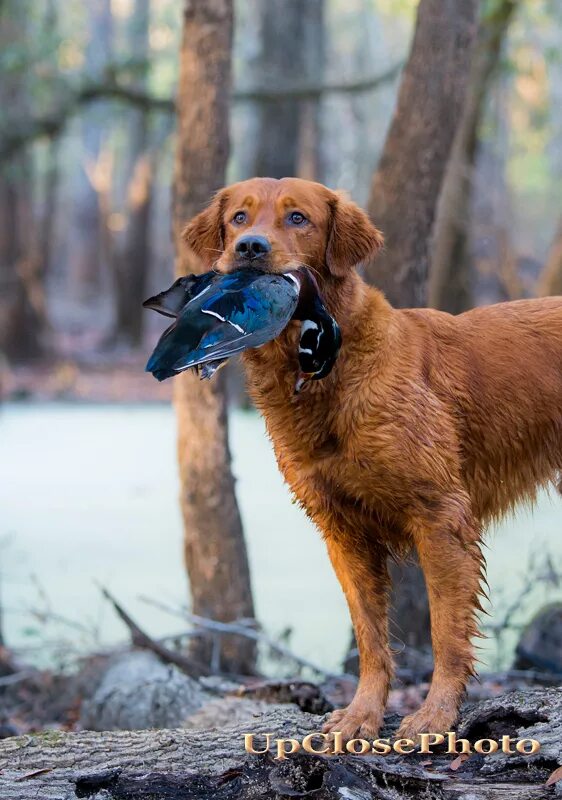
<box><xmin>80</xmin><ymin>650</ymin><xmax>209</xmax><ymax>731</ymax></box>
<box><xmin>514</xmin><ymin>603</ymin><xmax>562</xmax><ymax>675</ymax></box>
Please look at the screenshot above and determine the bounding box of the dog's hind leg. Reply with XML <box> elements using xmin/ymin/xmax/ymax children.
<box><xmin>321</xmin><ymin>525</ymin><xmax>393</xmax><ymax>740</ymax></box>
<box><xmin>397</xmin><ymin>497</ymin><xmax>486</xmax><ymax>739</ymax></box>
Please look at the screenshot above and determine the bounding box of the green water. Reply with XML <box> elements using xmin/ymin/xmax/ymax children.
<box><xmin>1</xmin><ymin>403</ymin><xmax>561</xmax><ymax>673</ymax></box>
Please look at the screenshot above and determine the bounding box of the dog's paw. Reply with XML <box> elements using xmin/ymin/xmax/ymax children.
<box><xmin>322</xmin><ymin>702</ymin><xmax>383</xmax><ymax>740</ymax></box>
<box><xmin>396</xmin><ymin>702</ymin><xmax>458</xmax><ymax>740</ymax></box>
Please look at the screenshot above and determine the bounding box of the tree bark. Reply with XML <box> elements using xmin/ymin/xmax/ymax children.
<box><xmin>0</xmin><ymin>0</ymin><xmax>47</xmax><ymax>362</ymax></box>
<box><xmin>364</xmin><ymin>0</ymin><xmax>478</xmax><ymax>307</ymax></box>
<box><xmin>113</xmin><ymin>0</ymin><xmax>153</xmax><ymax>346</ymax></box>
<box><xmin>429</xmin><ymin>0</ymin><xmax>519</xmax><ymax>314</ymax></box>
<box><xmin>172</xmin><ymin>0</ymin><xmax>255</xmax><ymax>675</ymax></box>
<box><xmin>537</xmin><ymin>218</ymin><xmax>562</xmax><ymax>297</ymax></box>
<box><xmin>69</xmin><ymin>0</ymin><xmax>113</xmax><ymax>301</ymax></box>
<box><xmin>0</xmin><ymin>689</ymin><xmax>560</xmax><ymax>799</ymax></box>
<box><xmin>253</xmin><ymin>0</ymin><xmax>302</xmax><ymax>178</ymax></box>
<box><xmin>37</xmin><ymin>0</ymin><xmax>60</xmax><ymax>286</ymax></box>
<box><xmin>253</xmin><ymin>0</ymin><xmax>325</xmax><ymax>180</ymax></box>
<box><xmin>360</xmin><ymin>0</ymin><xmax>478</xmax><ymax>663</ymax></box>
<box><xmin>296</xmin><ymin>0</ymin><xmax>325</xmax><ymax>182</ymax></box>
<box><xmin>345</xmin><ymin>559</ymin><xmax>432</xmax><ymax>676</ymax></box>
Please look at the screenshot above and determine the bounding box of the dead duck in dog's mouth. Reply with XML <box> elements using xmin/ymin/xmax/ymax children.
<box><xmin>143</xmin><ymin>266</ymin><xmax>341</xmax><ymax>392</ymax></box>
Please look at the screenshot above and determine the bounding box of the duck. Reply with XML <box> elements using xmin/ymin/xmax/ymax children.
<box><xmin>144</xmin><ymin>267</ymin><xmax>301</xmax><ymax>381</ymax></box>
<box><xmin>143</xmin><ymin>266</ymin><xmax>342</xmax><ymax>391</ymax></box>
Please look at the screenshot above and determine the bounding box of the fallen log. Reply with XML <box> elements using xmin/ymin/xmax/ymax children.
<box><xmin>0</xmin><ymin>689</ymin><xmax>561</xmax><ymax>800</ymax></box>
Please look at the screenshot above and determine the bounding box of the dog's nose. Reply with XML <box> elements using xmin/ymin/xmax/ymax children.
<box><xmin>235</xmin><ymin>235</ymin><xmax>271</xmax><ymax>260</ymax></box>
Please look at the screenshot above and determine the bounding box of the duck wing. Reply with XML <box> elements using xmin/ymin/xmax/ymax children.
<box><xmin>142</xmin><ymin>272</ymin><xmax>218</xmax><ymax>318</ymax></box>
<box><xmin>171</xmin><ymin>272</ymin><xmax>300</xmax><ymax>369</ymax></box>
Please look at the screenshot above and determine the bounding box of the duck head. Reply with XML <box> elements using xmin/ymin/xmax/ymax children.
<box><xmin>293</xmin><ymin>268</ymin><xmax>342</xmax><ymax>394</ymax></box>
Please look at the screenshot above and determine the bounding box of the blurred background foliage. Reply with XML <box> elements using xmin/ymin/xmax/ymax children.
<box><xmin>2</xmin><ymin>0</ymin><xmax>562</xmax><ymax>681</ymax></box>
<box><xmin>1</xmin><ymin>0</ymin><xmax>561</xmax><ymax>384</ymax></box>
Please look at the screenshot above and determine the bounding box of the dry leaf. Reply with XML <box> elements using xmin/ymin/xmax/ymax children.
<box><xmin>546</xmin><ymin>765</ymin><xmax>562</xmax><ymax>786</ymax></box>
<box><xmin>450</xmin><ymin>753</ymin><xmax>469</xmax><ymax>771</ymax></box>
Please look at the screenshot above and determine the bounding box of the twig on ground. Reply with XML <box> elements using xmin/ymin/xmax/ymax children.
<box><xmin>139</xmin><ymin>595</ymin><xmax>344</xmax><ymax>679</ymax></box>
<box><xmin>0</xmin><ymin>669</ymin><xmax>38</xmax><ymax>688</ymax></box>
<box><xmin>100</xmin><ymin>587</ymin><xmax>208</xmax><ymax>678</ymax></box>
<box><xmin>481</xmin><ymin>667</ymin><xmax>561</xmax><ymax>685</ymax></box>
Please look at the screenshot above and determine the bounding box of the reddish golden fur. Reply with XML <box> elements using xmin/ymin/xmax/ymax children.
<box><xmin>184</xmin><ymin>177</ymin><xmax>562</xmax><ymax>738</ymax></box>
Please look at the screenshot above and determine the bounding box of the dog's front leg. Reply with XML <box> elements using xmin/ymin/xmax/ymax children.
<box><xmin>322</xmin><ymin>530</ymin><xmax>392</xmax><ymax>740</ymax></box>
<box><xmin>397</xmin><ymin>502</ymin><xmax>485</xmax><ymax>739</ymax></box>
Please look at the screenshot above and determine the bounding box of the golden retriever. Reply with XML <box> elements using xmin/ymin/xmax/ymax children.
<box><xmin>183</xmin><ymin>176</ymin><xmax>562</xmax><ymax>739</ymax></box>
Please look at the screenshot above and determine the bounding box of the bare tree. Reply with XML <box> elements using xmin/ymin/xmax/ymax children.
<box><xmin>113</xmin><ymin>0</ymin><xmax>153</xmax><ymax>346</ymax></box>
<box><xmin>537</xmin><ymin>218</ymin><xmax>562</xmax><ymax>297</ymax></box>
<box><xmin>364</xmin><ymin>0</ymin><xmax>478</xmax><ymax>307</ymax></box>
<box><xmin>252</xmin><ymin>0</ymin><xmax>325</xmax><ymax>180</ymax></box>
<box><xmin>296</xmin><ymin>0</ymin><xmax>324</xmax><ymax>181</ymax></box>
<box><xmin>38</xmin><ymin>0</ymin><xmax>61</xmax><ymax>285</ymax></box>
<box><xmin>430</xmin><ymin>0</ymin><xmax>520</xmax><ymax>313</ymax></box>
<box><xmin>69</xmin><ymin>0</ymin><xmax>112</xmax><ymax>301</ymax></box>
<box><xmin>172</xmin><ymin>0</ymin><xmax>255</xmax><ymax>674</ymax></box>
<box><xmin>0</xmin><ymin>0</ymin><xmax>47</xmax><ymax>362</ymax></box>
<box><xmin>362</xmin><ymin>0</ymin><xmax>479</xmax><ymax>656</ymax></box>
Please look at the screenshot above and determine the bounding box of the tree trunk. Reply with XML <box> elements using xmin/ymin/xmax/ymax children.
<box><xmin>69</xmin><ymin>0</ymin><xmax>112</xmax><ymax>301</ymax></box>
<box><xmin>38</xmin><ymin>0</ymin><xmax>61</xmax><ymax>286</ymax></box>
<box><xmin>0</xmin><ymin>1</ymin><xmax>46</xmax><ymax>362</ymax></box>
<box><xmin>253</xmin><ymin>0</ymin><xmax>325</xmax><ymax>181</ymax></box>
<box><xmin>296</xmin><ymin>0</ymin><xmax>324</xmax><ymax>182</ymax></box>
<box><xmin>173</xmin><ymin>0</ymin><xmax>255</xmax><ymax>675</ymax></box>
<box><xmin>113</xmin><ymin>0</ymin><xmax>152</xmax><ymax>347</ymax></box>
<box><xmin>429</xmin><ymin>0</ymin><xmax>519</xmax><ymax>314</ymax></box>
<box><xmin>361</xmin><ymin>0</ymin><xmax>478</xmax><ymax>662</ymax></box>
<box><xmin>537</xmin><ymin>218</ymin><xmax>562</xmax><ymax>297</ymax></box>
<box><xmin>364</xmin><ymin>0</ymin><xmax>478</xmax><ymax>307</ymax></box>
<box><xmin>345</xmin><ymin>558</ymin><xmax>432</xmax><ymax>675</ymax></box>
<box><xmin>0</xmin><ymin>164</ymin><xmax>44</xmax><ymax>363</ymax></box>
<box><xmin>0</xmin><ymin>689</ymin><xmax>560</xmax><ymax>799</ymax></box>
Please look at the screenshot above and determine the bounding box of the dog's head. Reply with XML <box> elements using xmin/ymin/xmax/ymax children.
<box><xmin>183</xmin><ymin>177</ymin><xmax>383</xmax><ymax>283</ymax></box>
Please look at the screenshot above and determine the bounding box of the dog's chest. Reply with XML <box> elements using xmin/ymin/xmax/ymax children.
<box><xmin>261</xmin><ymin>386</ymin><xmax>341</xmax><ymax>462</ymax></box>
<box><xmin>243</xmin><ymin>333</ymin><xmax>386</xmax><ymax>499</ymax></box>
<box><xmin>247</xmin><ymin>364</ymin><xmax>362</xmax><ymax>492</ymax></box>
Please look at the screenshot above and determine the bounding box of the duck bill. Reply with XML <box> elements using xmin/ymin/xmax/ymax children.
<box><xmin>294</xmin><ymin>371</ymin><xmax>315</xmax><ymax>394</ymax></box>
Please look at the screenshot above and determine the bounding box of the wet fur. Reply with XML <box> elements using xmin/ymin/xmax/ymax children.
<box><xmin>184</xmin><ymin>177</ymin><xmax>562</xmax><ymax>739</ymax></box>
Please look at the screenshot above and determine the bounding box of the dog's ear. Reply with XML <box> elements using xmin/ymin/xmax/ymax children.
<box><xmin>326</xmin><ymin>192</ymin><xmax>384</xmax><ymax>278</ymax></box>
<box><xmin>182</xmin><ymin>190</ymin><xmax>227</xmax><ymax>268</ymax></box>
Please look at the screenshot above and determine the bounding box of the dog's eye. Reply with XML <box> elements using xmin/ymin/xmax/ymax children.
<box><xmin>288</xmin><ymin>211</ymin><xmax>307</xmax><ymax>226</ymax></box>
<box><xmin>232</xmin><ymin>211</ymin><xmax>247</xmax><ymax>225</ymax></box>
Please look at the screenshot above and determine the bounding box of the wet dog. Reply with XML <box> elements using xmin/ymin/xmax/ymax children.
<box><xmin>183</xmin><ymin>176</ymin><xmax>562</xmax><ymax>738</ymax></box>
